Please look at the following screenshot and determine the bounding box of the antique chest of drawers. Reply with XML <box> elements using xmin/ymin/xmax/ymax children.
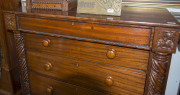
<box><xmin>2</xmin><ymin>7</ymin><xmax>180</xmax><ymax>95</ymax></box>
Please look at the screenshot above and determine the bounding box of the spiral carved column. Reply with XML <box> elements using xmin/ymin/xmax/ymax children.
<box><xmin>147</xmin><ymin>52</ymin><xmax>170</xmax><ymax>95</ymax></box>
<box><xmin>14</xmin><ymin>31</ymin><xmax>31</xmax><ymax>95</ymax></box>
<box><xmin>146</xmin><ymin>28</ymin><xmax>179</xmax><ymax>95</ymax></box>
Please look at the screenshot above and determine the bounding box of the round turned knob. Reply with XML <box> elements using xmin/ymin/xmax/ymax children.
<box><xmin>106</xmin><ymin>49</ymin><xmax>116</xmax><ymax>59</ymax></box>
<box><xmin>44</xmin><ymin>63</ymin><xmax>52</xmax><ymax>71</ymax></box>
<box><xmin>105</xmin><ymin>76</ymin><xmax>113</xmax><ymax>86</ymax></box>
<box><xmin>42</xmin><ymin>39</ymin><xmax>50</xmax><ymax>47</ymax></box>
<box><xmin>46</xmin><ymin>86</ymin><xmax>54</xmax><ymax>94</ymax></box>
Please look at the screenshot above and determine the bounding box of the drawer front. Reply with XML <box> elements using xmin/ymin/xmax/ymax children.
<box><xmin>24</xmin><ymin>33</ymin><xmax>149</xmax><ymax>70</ymax></box>
<box><xmin>27</xmin><ymin>50</ymin><xmax>146</xmax><ymax>95</ymax></box>
<box><xmin>18</xmin><ymin>16</ymin><xmax>152</xmax><ymax>48</ymax></box>
<box><xmin>30</xmin><ymin>73</ymin><xmax>106</xmax><ymax>95</ymax></box>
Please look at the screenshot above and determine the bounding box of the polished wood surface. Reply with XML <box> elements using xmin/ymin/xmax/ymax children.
<box><xmin>1</xmin><ymin>0</ymin><xmax>20</xmax><ymax>11</ymax></box>
<box><xmin>18</xmin><ymin>16</ymin><xmax>152</xmax><ymax>49</ymax></box>
<box><xmin>24</xmin><ymin>33</ymin><xmax>149</xmax><ymax>70</ymax></box>
<box><xmin>27</xmin><ymin>50</ymin><xmax>146</xmax><ymax>94</ymax></box>
<box><xmin>4</xmin><ymin>7</ymin><xmax>180</xmax><ymax>28</ymax></box>
<box><xmin>1</xmin><ymin>2</ymin><xmax>180</xmax><ymax>95</ymax></box>
<box><xmin>30</xmin><ymin>73</ymin><xmax>107</xmax><ymax>95</ymax></box>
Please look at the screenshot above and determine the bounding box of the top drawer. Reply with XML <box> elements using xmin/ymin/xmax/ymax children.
<box><xmin>18</xmin><ymin>16</ymin><xmax>152</xmax><ymax>49</ymax></box>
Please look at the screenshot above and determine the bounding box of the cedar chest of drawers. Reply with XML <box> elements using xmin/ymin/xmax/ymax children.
<box><xmin>3</xmin><ymin>7</ymin><xmax>180</xmax><ymax>95</ymax></box>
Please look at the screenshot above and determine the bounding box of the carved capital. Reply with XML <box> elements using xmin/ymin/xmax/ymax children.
<box><xmin>153</xmin><ymin>28</ymin><xmax>179</xmax><ymax>53</ymax></box>
<box><xmin>4</xmin><ymin>13</ymin><xmax>17</xmax><ymax>30</ymax></box>
<box><xmin>14</xmin><ymin>31</ymin><xmax>31</xmax><ymax>95</ymax></box>
<box><xmin>146</xmin><ymin>52</ymin><xmax>171</xmax><ymax>95</ymax></box>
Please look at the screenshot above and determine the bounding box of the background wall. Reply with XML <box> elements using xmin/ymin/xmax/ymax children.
<box><xmin>122</xmin><ymin>0</ymin><xmax>180</xmax><ymax>8</ymax></box>
<box><xmin>166</xmin><ymin>48</ymin><xmax>180</xmax><ymax>95</ymax></box>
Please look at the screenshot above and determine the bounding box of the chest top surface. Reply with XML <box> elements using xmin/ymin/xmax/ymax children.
<box><xmin>4</xmin><ymin>6</ymin><xmax>180</xmax><ymax>28</ymax></box>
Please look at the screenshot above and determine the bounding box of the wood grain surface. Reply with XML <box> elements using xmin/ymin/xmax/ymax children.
<box><xmin>8</xmin><ymin>7</ymin><xmax>179</xmax><ymax>28</ymax></box>
<box><xmin>24</xmin><ymin>33</ymin><xmax>149</xmax><ymax>71</ymax></box>
<box><xmin>18</xmin><ymin>16</ymin><xmax>152</xmax><ymax>48</ymax></box>
<box><xmin>27</xmin><ymin>50</ymin><xmax>146</xmax><ymax>95</ymax></box>
<box><xmin>1</xmin><ymin>2</ymin><xmax>180</xmax><ymax>95</ymax></box>
<box><xmin>30</xmin><ymin>73</ymin><xmax>108</xmax><ymax>95</ymax></box>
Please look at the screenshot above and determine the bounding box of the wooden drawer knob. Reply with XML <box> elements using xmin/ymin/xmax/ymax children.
<box><xmin>44</xmin><ymin>63</ymin><xmax>52</xmax><ymax>71</ymax></box>
<box><xmin>106</xmin><ymin>49</ymin><xmax>116</xmax><ymax>59</ymax></box>
<box><xmin>42</xmin><ymin>39</ymin><xmax>50</xmax><ymax>47</ymax></box>
<box><xmin>46</xmin><ymin>86</ymin><xmax>54</xmax><ymax>94</ymax></box>
<box><xmin>105</xmin><ymin>76</ymin><xmax>113</xmax><ymax>86</ymax></box>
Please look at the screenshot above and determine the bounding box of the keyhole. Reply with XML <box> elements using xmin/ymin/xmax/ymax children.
<box><xmin>75</xmin><ymin>63</ymin><xmax>79</xmax><ymax>67</ymax></box>
<box><xmin>72</xmin><ymin>22</ymin><xmax>74</xmax><ymax>26</ymax></box>
<box><xmin>91</xmin><ymin>26</ymin><xmax>94</xmax><ymax>30</ymax></box>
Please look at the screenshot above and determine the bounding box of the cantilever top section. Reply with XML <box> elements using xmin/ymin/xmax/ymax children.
<box><xmin>3</xmin><ymin>6</ymin><xmax>180</xmax><ymax>28</ymax></box>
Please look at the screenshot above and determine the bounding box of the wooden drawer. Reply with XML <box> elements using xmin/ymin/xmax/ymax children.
<box><xmin>18</xmin><ymin>16</ymin><xmax>152</xmax><ymax>48</ymax></box>
<box><xmin>24</xmin><ymin>33</ymin><xmax>149</xmax><ymax>70</ymax></box>
<box><xmin>27</xmin><ymin>50</ymin><xmax>147</xmax><ymax>95</ymax></box>
<box><xmin>30</xmin><ymin>73</ymin><xmax>106</xmax><ymax>95</ymax></box>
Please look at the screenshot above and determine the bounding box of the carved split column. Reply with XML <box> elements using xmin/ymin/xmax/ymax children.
<box><xmin>14</xmin><ymin>31</ymin><xmax>31</xmax><ymax>95</ymax></box>
<box><xmin>147</xmin><ymin>52</ymin><xmax>170</xmax><ymax>95</ymax></box>
<box><xmin>146</xmin><ymin>28</ymin><xmax>179</xmax><ymax>95</ymax></box>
